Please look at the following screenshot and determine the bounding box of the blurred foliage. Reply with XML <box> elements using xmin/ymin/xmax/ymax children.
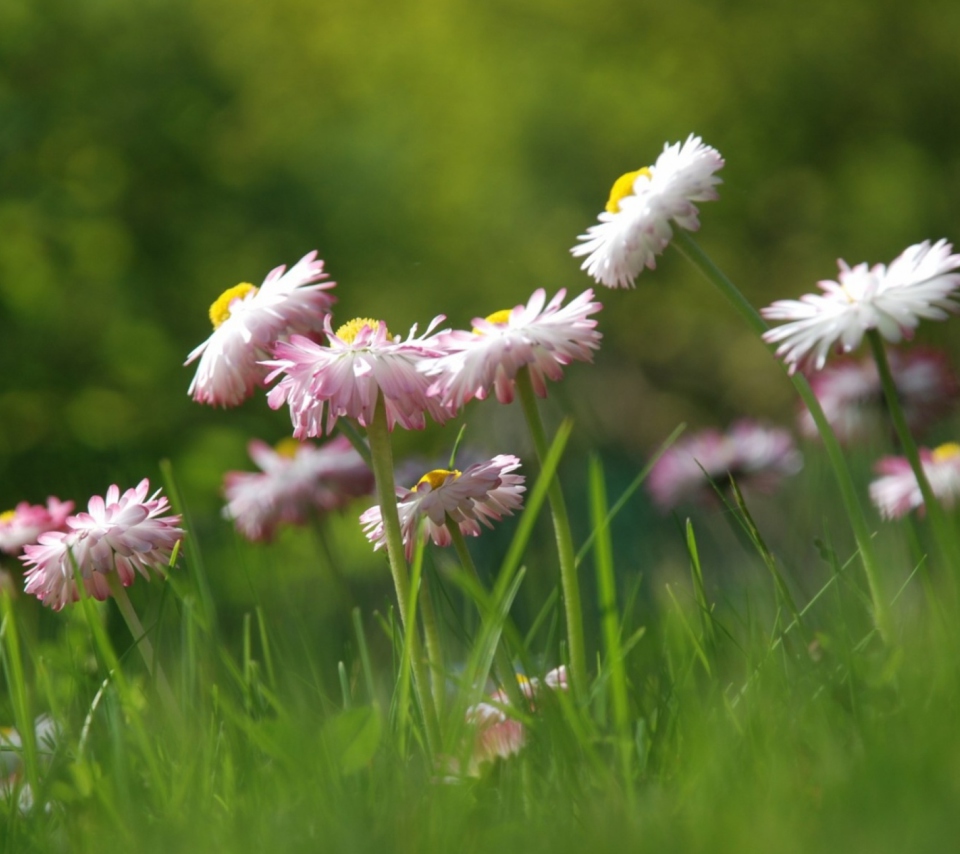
<box><xmin>3</xmin><ymin>0</ymin><xmax>960</xmax><ymax>546</ymax></box>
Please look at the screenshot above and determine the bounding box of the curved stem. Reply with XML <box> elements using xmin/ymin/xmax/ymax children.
<box><xmin>868</xmin><ymin>331</ymin><xmax>960</xmax><ymax>574</ymax></box>
<box><xmin>673</xmin><ymin>230</ymin><xmax>892</xmax><ymax>644</ymax></box>
<box><xmin>365</xmin><ymin>398</ymin><xmax>442</xmax><ymax>755</ymax></box>
<box><xmin>515</xmin><ymin>367</ymin><xmax>588</xmax><ymax>697</ymax></box>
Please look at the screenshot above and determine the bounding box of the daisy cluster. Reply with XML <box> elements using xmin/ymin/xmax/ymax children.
<box><xmin>182</xmin><ymin>246</ymin><xmax>603</xmax><ymax>551</ymax></box>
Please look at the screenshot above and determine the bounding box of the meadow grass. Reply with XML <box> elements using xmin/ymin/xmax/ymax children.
<box><xmin>3</xmin><ymin>438</ymin><xmax>960</xmax><ymax>854</ymax></box>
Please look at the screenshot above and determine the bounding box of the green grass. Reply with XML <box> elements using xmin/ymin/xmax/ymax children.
<box><xmin>3</xmin><ymin>447</ymin><xmax>960</xmax><ymax>854</ymax></box>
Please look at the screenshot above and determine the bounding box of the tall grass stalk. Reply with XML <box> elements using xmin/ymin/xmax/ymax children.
<box><xmin>515</xmin><ymin>367</ymin><xmax>588</xmax><ymax>698</ymax></box>
<box><xmin>445</xmin><ymin>517</ymin><xmax>525</xmax><ymax>709</ymax></box>
<box><xmin>587</xmin><ymin>455</ymin><xmax>634</xmax><ymax>798</ymax></box>
<box><xmin>672</xmin><ymin>230</ymin><xmax>891</xmax><ymax>644</ymax></box>
<box><xmin>0</xmin><ymin>592</ymin><xmax>39</xmax><ymax>798</ymax></box>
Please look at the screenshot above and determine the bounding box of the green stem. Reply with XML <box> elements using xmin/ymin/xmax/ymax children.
<box><xmin>445</xmin><ymin>518</ymin><xmax>526</xmax><ymax>710</ymax></box>
<box><xmin>868</xmin><ymin>331</ymin><xmax>960</xmax><ymax>573</ymax></box>
<box><xmin>515</xmin><ymin>367</ymin><xmax>588</xmax><ymax>697</ymax></box>
<box><xmin>417</xmin><ymin>566</ymin><xmax>446</xmax><ymax>715</ymax></box>
<box><xmin>106</xmin><ymin>574</ymin><xmax>181</xmax><ymax>722</ymax></box>
<box><xmin>673</xmin><ymin>230</ymin><xmax>892</xmax><ymax>644</ymax></box>
<box><xmin>364</xmin><ymin>397</ymin><xmax>442</xmax><ymax>755</ymax></box>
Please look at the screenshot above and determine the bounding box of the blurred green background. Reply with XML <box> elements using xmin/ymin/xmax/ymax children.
<box><xmin>3</xmin><ymin>0</ymin><xmax>960</xmax><ymax>569</ymax></box>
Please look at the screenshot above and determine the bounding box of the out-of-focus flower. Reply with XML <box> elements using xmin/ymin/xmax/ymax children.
<box><xmin>265</xmin><ymin>316</ymin><xmax>452</xmax><ymax>437</ymax></box>
<box><xmin>453</xmin><ymin>666</ymin><xmax>568</xmax><ymax>777</ymax></box>
<box><xmin>869</xmin><ymin>443</ymin><xmax>960</xmax><ymax>519</ymax></box>
<box><xmin>0</xmin><ymin>498</ymin><xmax>74</xmax><ymax>555</ymax></box>
<box><xmin>762</xmin><ymin>240</ymin><xmax>960</xmax><ymax>373</ymax></box>
<box><xmin>359</xmin><ymin>455</ymin><xmax>525</xmax><ymax>561</ymax></box>
<box><xmin>571</xmin><ymin>135</ymin><xmax>724</xmax><ymax>288</ymax></box>
<box><xmin>0</xmin><ymin>715</ymin><xmax>59</xmax><ymax>814</ymax></box>
<box><xmin>185</xmin><ymin>251</ymin><xmax>336</xmax><ymax>407</ymax></box>
<box><xmin>648</xmin><ymin>420</ymin><xmax>802</xmax><ymax>510</ymax></box>
<box><xmin>223</xmin><ymin>435</ymin><xmax>374</xmax><ymax>541</ymax></box>
<box><xmin>798</xmin><ymin>348</ymin><xmax>959</xmax><ymax>443</ymax></box>
<box><xmin>423</xmin><ymin>288</ymin><xmax>602</xmax><ymax>408</ymax></box>
<box><xmin>20</xmin><ymin>480</ymin><xmax>184</xmax><ymax>610</ymax></box>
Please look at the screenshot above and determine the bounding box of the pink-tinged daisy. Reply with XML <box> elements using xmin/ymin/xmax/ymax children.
<box><xmin>264</xmin><ymin>315</ymin><xmax>452</xmax><ymax>437</ymax></box>
<box><xmin>648</xmin><ymin>420</ymin><xmax>802</xmax><ymax>510</ymax></box>
<box><xmin>223</xmin><ymin>435</ymin><xmax>374</xmax><ymax>541</ymax></box>
<box><xmin>571</xmin><ymin>135</ymin><xmax>724</xmax><ymax>288</ymax></box>
<box><xmin>0</xmin><ymin>498</ymin><xmax>74</xmax><ymax>555</ymax></box>
<box><xmin>20</xmin><ymin>480</ymin><xmax>184</xmax><ymax>610</ymax></box>
<box><xmin>359</xmin><ymin>455</ymin><xmax>525</xmax><ymax>561</ymax></box>
<box><xmin>185</xmin><ymin>251</ymin><xmax>336</xmax><ymax>407</ymax></box>
<box><xmin>869</xmin><ymin>443</ymin><xmax>960</xmax><ymax>520</ymax></box>
<box><xmin>798</xmin><ymin>348</ymin><xmax>959</xmax><ymax>443</ymax></box>
<box><xmin>454</xmin><ymin>666</ymin><xmax>568</xmax><ymax>777</ymax></box>
<box><xmin>423</xmin><ymin>288</ymin><xmax>602</xmax><ymax>408</ymax></box>
<box><xmin>762</xmin><ymin>240</ymin><xmax>960</xmax><ymax>373</ymax></box>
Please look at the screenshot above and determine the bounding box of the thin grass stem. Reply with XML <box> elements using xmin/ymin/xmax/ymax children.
<box><xmin>515</xmin><ymin>367</ymin><xmax>588</xmax><ymax>698</ymax></box>
<box><xmin>672</xmin><ymin>230</ymin><xmax>891</xmax><ymax>644</ymax></box>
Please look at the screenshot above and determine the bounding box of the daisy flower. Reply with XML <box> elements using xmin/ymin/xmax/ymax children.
<box><xmin>423</xmin><ymin>288</ymin><xmax>602</xmax><ymax>408</ymax></box>
<box><xmin>0</xmin><ymin>497</ymin><xmax>73</xmax><ymax>555</ymax></box>
<box><xmin>648</xmin><ymin>420</ymin><xmax>802</xmax><ymax>510</ymax></box>
<box><xmin>223</xmin><ymin>435</ymin><xmax>374</xmax><ymax>541</ymax></box>
<box><xmin>185</xmin><ymin>251</ymin><xmax>336</xmax><ymax>407</ymax></box>
<box><xmin>20</xmin><ymin>480</ymin><xmax>184</xmax><ymax>610</ymax></box>
<box><xmin>869</xmin><ymin>443</ymin><xmax>960</xmax><ymax>520</ymax></box>
<box><xmin>1</xmin><ymin>715</ymin><xmax>59</xmax><ymax>815</ymax></box>
<box><xmin>571</xmin><ymin>135</ymin><xmax>725</xmax><ymax>288</ymax></box>
<box><xmin>762</xmin><ymin>240</ymin><xmax>960</xmax><ymax>373</ymax></box>
<box><xmin>264</xmin><ymin>315</ymin><xmax>452</xmax><ymax>437</ymax></box>
<box><xmin>798</xmin><ymin>348</ymin><xmax>959</xmax><ymax>443</ymax></box>
<box><xmin>359</xmin><ymin>455</ymin><xmax>525</xmax><ymax>561</ymax></box>
<box><xmin>454</xmin><ymin>666</ymin><xmax>568</xmax><ymax>777</ymax></box>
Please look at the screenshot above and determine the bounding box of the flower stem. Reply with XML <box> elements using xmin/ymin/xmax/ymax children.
<box><xmin>868</xmin><ymin>330</ymin><xmax>960</xmax><ymax>575</ymax></box>
<box><xmin>445</xmin><ymin>517</ymin><xmax>526</xmax><ymax>710</ymax></box>
<box><xmin>364</xmin><ymin>397</ymin><xmax>442</xmax><ymax>755</ymax></box>
<box><xmin>515</xmin><ymin>367</ymin><xmax>588</xmax><ymax>698</ymax></box>
<box><xmin>106</xmin><ymin>574</ymin><xmax>181</xmax><ymax>722</ymax></box>
<box><xmin>673</xmin><ymin>230</ymin><xmax>892</xmax><ymax>644</ymax></box>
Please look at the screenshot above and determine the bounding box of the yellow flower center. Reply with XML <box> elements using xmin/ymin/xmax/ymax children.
<box><xmin>414</xmin><ymin>468</ymin><xmax>461</xmax><ymax>491</ymax></box>
<box><xmin>605</xmin><ymin>167</ymin><xmax>652</xmax><ymax>213</ymax></box>
<box><xmin>209</xmin><ymin>283</ymin><xmax>257</xmax><ymax>329</ymax></box>
<box><xmin>932</xmin><ymin>442</ymin><xmax>960</xmax><ymax>463</ymax></box>
<box><xmin>274</xmin><ymin>437</ymin><xmax>302</xmax><ymax>459</ymax></box>
<box><xmin>336</xmin><ymin>317</ymin><xmax>386</xmax><ymax>344</ymax></box>
<box><xmin>0</xmin><ymin>510</ymin><xmax>14</xmax><ymax>524</ymax></box>
<box><xmin>472</xmin><ymin>309</ymin><xmax>512</xmax><ymax>334</ymax></box>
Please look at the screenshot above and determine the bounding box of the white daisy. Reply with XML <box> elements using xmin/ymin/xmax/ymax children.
<box><xmin>422</xmin><ymin>287</ymin><xmax>602</xmax><ymax>409</ymax></box>
<box><xmin>571</xmin><ymin>135</ymin><xmax>724</xmax><ymax>288</ymax></box>
<box><xmin>762</xmin><ymin>240</ymin><xmax>960</xmax><ymax>373</ymax></box>
<box><xmin>185</xmin><ymin>251</ymin><xmax>336</xmax><ymax>406</ymax></box>
<box><xmin>869</xmin><ymin>443</ymin><xmax>960</xmax><ymax>519</ymax></box>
